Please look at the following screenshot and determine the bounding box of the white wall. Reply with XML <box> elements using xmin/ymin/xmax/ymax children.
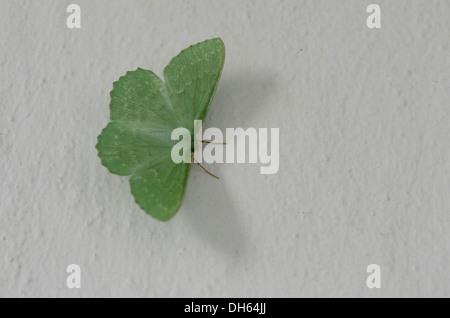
<box><xmin>0</xmin><ymin>0</ymin><xmax>449</xmax><ymax>297</ymax></box>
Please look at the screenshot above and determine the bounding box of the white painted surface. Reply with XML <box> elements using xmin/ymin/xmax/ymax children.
<box><xmin>1</xmin><ymin>0</ymin><xmax>449</xmax><ymax>297</ymax></box>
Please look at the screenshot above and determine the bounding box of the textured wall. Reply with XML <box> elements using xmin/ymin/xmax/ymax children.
<box><xmin>1</xmin><ymin>0</ymin><xmax>449</xmax><ymax>297</ymax></box>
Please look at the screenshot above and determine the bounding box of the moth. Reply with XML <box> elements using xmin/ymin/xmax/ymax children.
<box><xmin>96</xmin><ymin>38</ymin><xmax>225</xmax><ymax>221</ymax></box>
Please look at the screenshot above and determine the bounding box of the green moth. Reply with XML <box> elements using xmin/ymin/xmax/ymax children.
<box><xmin>96</xmin><ymin>38</ymin><xmax>225</xmax><ymax>221</ymax></box>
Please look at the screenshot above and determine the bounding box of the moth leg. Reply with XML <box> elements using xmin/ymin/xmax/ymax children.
<box><xmin>193</xmin><ymin>158</ymin><xmax>219</xmax><ymax>180</ymax></box>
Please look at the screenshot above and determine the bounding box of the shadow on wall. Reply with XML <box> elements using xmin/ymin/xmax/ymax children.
<box><xmin>182</xmin><ymin>69</ymin><xmax>277</xmax><ymax>258</ymax></box>
<box><xmin>182</xmin><ymin>174</ymin><xmax>244</xmax><ymax>257</ymax></box>
<box><xmin>206</xmin><ymin>69</ymin><xmax>277</xmax><ymax>128</ymax></box>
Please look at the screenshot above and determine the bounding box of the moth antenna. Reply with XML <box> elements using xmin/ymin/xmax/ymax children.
<box><xmin>201</xmin><ymin>140</ymin><xmax>227</xmax><ymax>145</ymax></box>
